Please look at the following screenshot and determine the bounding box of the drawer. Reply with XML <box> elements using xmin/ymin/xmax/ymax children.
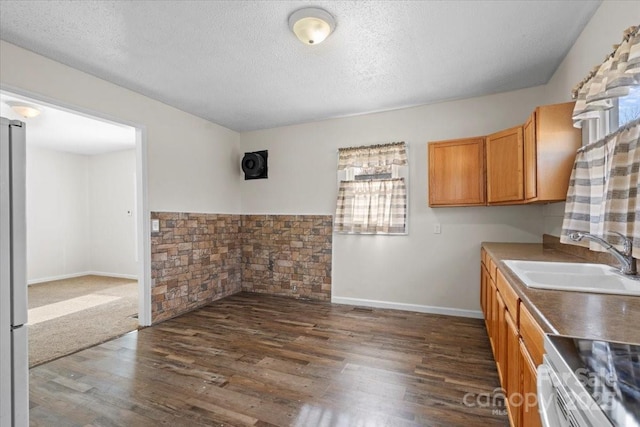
<box><xmin>519</xmin><ymin>302</ymin><xmax>545</xmax><ymax>366</ymax></box>
<box><xmin>497</xmin><ymin>269</ymin><xmax>519</xmax><ymax>321</ymax></box>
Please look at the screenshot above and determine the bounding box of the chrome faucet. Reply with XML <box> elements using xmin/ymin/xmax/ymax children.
<box><xmin>568</xmin><ymin>231</ymin><xmax>637</xmax><ymax>275</ymax></box>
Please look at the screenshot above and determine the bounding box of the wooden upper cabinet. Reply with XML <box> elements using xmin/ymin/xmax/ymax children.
<box><xmin>426</xmin><ymin>102</ymin><xmax>579</xmax><ymax>207</ymax></box>
<box><xmin>523</xmin><ymin>114</ymin><xmax>537</xmax><ymax>200</ymax></box>
<box><xmin>486</xmin><ymin>126</ymin><xmax>524</xmax><ymax>204</ymax></box>
<box><xmin>428</xmin><ymin>137</ymin><xmax>485</xmax><ymax>207</ymax></box>
<box><xmin>524</xmin><ymin>102</ymin><xmax>581</xmax><ymax>202</ymax></box>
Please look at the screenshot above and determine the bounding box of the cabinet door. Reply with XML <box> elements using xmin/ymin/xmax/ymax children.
<box><xmin>483</xmin><ymin>268</ymin><xmax>491</xmax><ymax>330</ymax></box>
<box><xmin>534</xmin><ymin>102</ymin><xmax>582</xmax><ymax>201</ymax></box>
<box><xmin>520</xmin><ymin>340</ymin><xmax>542</xmax><ymax>427</ymax></box>
<box><xmin>486</xmin><ymin>126</ymin><xmax>524</xmax><ymax>204</ymax></box>
<box><xmin>496</xmin><ymin>292</ymin><xmax>507</xmax><ymax>384</ymax></box>
<box><xmin>486</xmin><ymin>270</ymin><xmax>493</xmax><ymax>336</ymax></box>
<box><xmin>523</xmin><ymin>112</ymin><xmax>537</xmax><ymax>200</ymax></box>
<box><xmin>488</xmin><ymin>279</ymin><xmax>497</xmax><ymax>355</ymax></box>
<box><xmin>481</xmin><ymin>264</ymin><xmax>487</xmax><ymax>316</ymax></box>
<box><xmin>506</xmin><ymin>312</ymin><xmax>521</xmax><ymax>427</ymax></box>
<box><xmin>428</xmin><ymin>138</ymin><xmax>486</xmax><ymax>206</ymax></box>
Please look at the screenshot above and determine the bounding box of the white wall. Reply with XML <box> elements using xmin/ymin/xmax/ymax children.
<box><xmin>27</xmin><ymin>147</ymin><xmax>138</xmax><ymax>283</ymax></box>
<box><xmin>89</xmin><ymin>149</ymin><xmax>137</xmax><ymax>277</ymax></box>
<box><xmin>26</xmin><ymin>146</ymin><xmax>90</xmax><ymax>282</ymax></box>
<box><xmin>241</xmin><ymin>87</ymin><xmax>549</xmax><ymax>314</ymax></box>
<box><xmin>541</xmin><ymin>1</ymin><xmax>640</xmax><ymax>235</ymax></box>
<box><xmin>11</xmin><ymin>0</ymin><xmax>637</xmax><ymax>312</ymax></box>
<box><xmin>0</xmin><ymin>40</ymin><xmax>241</xmax><ymax>214</ymax></box>
<box><xmin>240</xmin><ymin>1</ymin><xmax>639</xmax><ymax>314</ymax></box>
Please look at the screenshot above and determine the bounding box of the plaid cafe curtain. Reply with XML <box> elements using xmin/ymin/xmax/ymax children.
<box><xmin>561</xmin><ymin>118</ymin><xmax>640</xmax><ymax>257</ymax></box>
<box><xmin>335</xmin><ymin>142</ymin><xmax>407</xmax><ymax>234</ymax></box>
<box><xmin>572</xmin><ymin>25</ymin><xmax>640</xmax><ymax>128</ymax></box>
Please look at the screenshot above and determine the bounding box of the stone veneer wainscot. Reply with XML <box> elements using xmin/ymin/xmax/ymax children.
<box><xmin>150</xmin><ymin>213</ymin><xmax>242</xmax><ymax>323</ymax></box>
<box><xmin>241</xmin><ymin>215</ymin><xmax>332</xmax><ymax>301</ymax></box>
<box><xmin>150</xmin><ymin>212</ymin><xmax>333</xmax><ymax>323</ymax></box>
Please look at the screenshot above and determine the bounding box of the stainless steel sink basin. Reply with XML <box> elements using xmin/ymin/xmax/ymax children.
<box><xmin>503</xmin><ymin>260</ymin><xmax>640</xmax><ymax>296</ymax></box>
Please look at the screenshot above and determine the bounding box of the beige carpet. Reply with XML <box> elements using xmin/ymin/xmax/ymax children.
<box><xmin>28</xmin><ymin>275</ymin><xmax>138</xmax><ymax>367</ymax></box>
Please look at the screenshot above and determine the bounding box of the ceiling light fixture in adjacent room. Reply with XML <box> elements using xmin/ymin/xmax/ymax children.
<box><xmin>7</xmin><ymin>102</ymin><xmax>41</xmax><ymax>118</ymax></box>
<box><xmin>288</xmin><ymin>7</ymin><xmax>336</xmax><ymax>45</ymax></box>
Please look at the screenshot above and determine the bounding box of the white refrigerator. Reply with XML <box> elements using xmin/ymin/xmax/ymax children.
<box><xmin>0</xmin><ymin>117</ymin><xmax>29</xmax><ymax>427</ymax></box>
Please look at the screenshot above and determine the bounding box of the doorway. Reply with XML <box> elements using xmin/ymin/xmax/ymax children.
<box><xmin>0</xmin><ymin>89</ymin><xmax>151</xmax><ymax>366</ymax></box>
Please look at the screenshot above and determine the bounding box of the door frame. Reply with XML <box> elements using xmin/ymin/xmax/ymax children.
<box><xmin>0</xmin><ymin>84</ymin><xmax>152</xmax><ymax>326</ymax></box>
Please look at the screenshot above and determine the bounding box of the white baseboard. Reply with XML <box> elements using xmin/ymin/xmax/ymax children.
<box><xmin>28</xmin><ymin>271</ymin><xmax>90</xmax><ymax>285</ymax></box>
<box><xmin>87</xmin><ymin>271</ymin><xmax>138</xmax><ymax>280</ymax></box>
<box><xmin>28</xmin><ymin>271</ymin><xmax>138</xmax><ymax>285</ymax></box>
<box><xmin>331</xmin><ymin>296</ymin><xmax>483</xmax><ymax>319</ymax></box>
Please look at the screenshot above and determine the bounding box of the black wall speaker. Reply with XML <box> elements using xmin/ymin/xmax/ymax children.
<box><xmin>241</xmin><ymin>150</ymin><xmax>268</xmax><ymax>180</ymax></box>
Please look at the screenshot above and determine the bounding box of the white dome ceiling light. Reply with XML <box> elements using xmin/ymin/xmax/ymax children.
<box><xmin>288</xmin><ymin>7</ymin><xmax>336</xmax><ymax>46</ymax></box>
<box><xmin>6</xmin><ymin>101</ymin><xmax>41</xmax><ymax>118</ymax></box>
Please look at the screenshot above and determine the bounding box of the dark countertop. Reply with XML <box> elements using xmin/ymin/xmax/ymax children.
<box><xmin>482</xmin><ymin>242</ymin><xmax>640</xmax><ymax>345</ymax></box>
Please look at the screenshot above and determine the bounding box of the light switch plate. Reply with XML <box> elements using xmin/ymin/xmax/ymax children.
<box><xmin>433</xmin><ymin>224</ymin><xmax>441</xmax><ymax>234</ymax></box>
<box><xmin>151</xmin><ymin>219</ymin><xmax>160</xmax><ymax>232</ymax></box>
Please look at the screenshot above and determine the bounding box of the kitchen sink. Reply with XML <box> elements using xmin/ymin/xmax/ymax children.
<box><xmin>503</xmin><ymin>260</ymin><xmax>640</xmax><ymax>296</ymax></box>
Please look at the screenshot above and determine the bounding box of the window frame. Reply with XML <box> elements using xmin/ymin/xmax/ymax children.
<box><xmin>586</xmin><ymin>88</ymin><xmax>640</xmax><ymax>144</ymax></box>
<box><xmin>334</xmin><ymin>146</ymin><xmax>409</xmax><ymax>236</ymax></box>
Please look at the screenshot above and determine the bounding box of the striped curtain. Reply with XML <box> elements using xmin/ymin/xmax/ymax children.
<box><xmin>561</xmin><ymin>119</ymin><xmax>640</xmax><ymax>257</ymax></box>
<box><xmin>334</xmin><ymin>178</ymin><xmax>407</xmax><ymax>234</ymax></box>
<box><xmin>572</xmin><ymin>25</ymin><xmax>640</xmax><ymax>128</ymax></box>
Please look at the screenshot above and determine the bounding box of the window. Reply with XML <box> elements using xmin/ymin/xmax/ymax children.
<box><xmin>334</xmin><ymin>142</ymin><xmax>408</xmax><ymax>235</ymax></box>
<box><xmin>584</xmin><ymin>86</ymin><xmax>640</xmax><ymax>144</ymax></box>
<box><xmin>573</xmin><ymin>26</ymin><xmax>639</xmax><ymax>143</ymax></box>
<box><xmin>562</xmin><ymin>25</ymin><xmax>640</xmax><ymax>259</ymax></box>
<box><xmin>613</xmin><ymin>85</ymin><xmax>640</xmax><ymax>130</ymax></box>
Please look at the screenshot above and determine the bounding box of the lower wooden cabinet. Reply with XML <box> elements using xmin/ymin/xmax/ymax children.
<box><xmin>496</xmin><ymin>292</ymin><xmax>507</xmax><ymax>384</ymax></box>
<box><xmin>490</xmin><ymin>279</ymin><xmax>498</xmax><ymax>355</ymax></box>
<box><xmin>481</xmin><ymin>249</ymin><xmax>545</xmax><ymax>427</ymax></box>
<box><xmin>521</xmin><ymin>340</ymin><xmax>542</xmax><ymax>427</ymax></box>
<box><xmin>505</xmin><ymin>313</ymin><xmax>520</xmax><ymax>427</ymax></box>
<box><xmin>480</xmin><ymin>261</ymin><xmax>487</xmax><ymax>316</ymax></box>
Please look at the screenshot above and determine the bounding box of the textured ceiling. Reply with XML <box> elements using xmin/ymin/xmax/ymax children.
<box><xmin>0</xmin><ymin>92</ymin><xmax>136</xmax><ymax>156</ymax></box>
<box><xmin>0</xmin><ymin>1</ymin><xmax>601</xmax><ymax>132</ymax></box>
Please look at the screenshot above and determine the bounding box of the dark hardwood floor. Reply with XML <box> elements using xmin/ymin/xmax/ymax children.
<box><xmin>29</xmin><ymin>293</ymin><xmax>508</xmax><ymax>426</ymax></box>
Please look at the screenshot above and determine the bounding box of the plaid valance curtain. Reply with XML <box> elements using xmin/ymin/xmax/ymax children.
<box><xmin>335</xmin><ymin>142</ymin><xmax>407</xmax><ymax>235</ymax></box>
<box><xmin>561</xmin><ymin>118</ymin><xmax>640</xmax><ymax>257</ymax></box>
<box><xmin>572</xmin><ymin>25</ymin><xmax>640</xmax><ymax>128</ymax></box>
<box><xmin>337</xmin><ymin>142</ymin><xmax>407</xmax><ymax>172</ymax></box>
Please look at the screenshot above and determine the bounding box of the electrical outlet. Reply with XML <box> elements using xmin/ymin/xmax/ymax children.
<box><xmin>151</xmin><ymin>219</ymin><xmax>160</xmax><ymax>232</ymax></box>
<box><xmin>434</xmin><ymin>223</ymin><xmax>441</xmax><ymax>234</ymax></box>
<box><xmin>292</xmin><ymin>285</ymin><xmax>297</xmax><ymax>292</ymax></box>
